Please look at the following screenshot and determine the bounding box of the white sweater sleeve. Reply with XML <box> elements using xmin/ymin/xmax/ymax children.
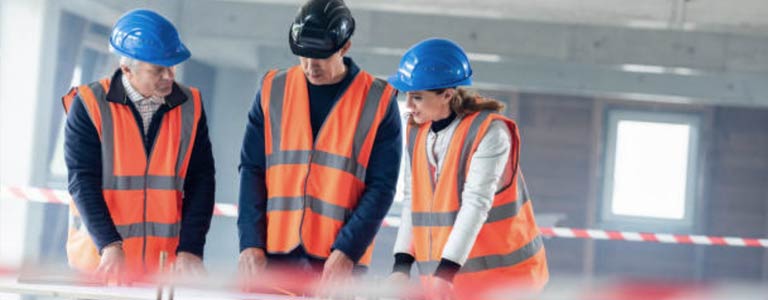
<box><xmin>440</xmin><ymin>121</ymin><xmax>512</xmax><ymax>265</ymax></box>
<box><xmin>393</xmin><ymin>150</ymin><xmax>414</xmax><ymax>255</ymax></box>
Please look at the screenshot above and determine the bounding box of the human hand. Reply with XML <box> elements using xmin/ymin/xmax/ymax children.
<box><xmin>174</xmin><ymin>251</ymin><xmax>206</xmax><ymax>276</ymax></box>
<box><xmin>321</xmin><ymin>250</ymin><xmax>354</xmax><ymax>284</ymax></box>
<box><xmin>238</xmin><ymin>247</ymin><xmax>267</xmax><ymax>278</ymax></box>
<box><xmin>427</xmin><ymin>276</ymin><xmax>455</xmax><ymax>300</ymax></box>
<box><xmin>96</xmin><ymin>242</ymin><xmax>125</xmax><ymax>284</ymax></box>
<box><xmin>387</xmin><ymin>271</ymin><xmax>410</xmax><ymax>286</ymax></box>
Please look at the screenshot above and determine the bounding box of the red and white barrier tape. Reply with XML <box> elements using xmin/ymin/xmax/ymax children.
<box><xmin>540</xmin><ymin>227</ymin><xmax>768</xmax><ymax>248</ymax></box>
<box><xmin>3</xmin><ymin>185</ymin><xmax>767</xmax><ymax>248</ymax></box>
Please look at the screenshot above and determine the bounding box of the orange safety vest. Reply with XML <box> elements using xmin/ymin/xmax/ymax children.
<box><xmin>61</xmin><ymin>78</ymin><xmax>202</xmax><ymax>274</ymax></box>
<box><xmin>260</xmin><ymin>66</ymin><xmax>395</xmax><ymax>266</ymax></box>
<box><xmin>407</xmin><ymin>110</ymin><xmax>549</xmax><ymax>291</ymax></box>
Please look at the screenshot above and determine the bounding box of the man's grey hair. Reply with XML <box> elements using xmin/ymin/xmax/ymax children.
<box><xmin>119</xmin><ymin>56</ymin><xmax>140</xmax><ymax>71</ymax></box>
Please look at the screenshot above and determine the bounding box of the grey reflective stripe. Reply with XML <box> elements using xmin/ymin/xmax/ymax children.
<box><xmin>268</xmin><ymin>71</ymin><xmax>287</xmax><ymax>154</ymax></box>
<box><xmin>108</xmin><ymin>175</ymin><xmax>183</xmax><ymax>191</ymax></box>
<box><xmin>95</xmin><ymin>82</ymin><xmax>188</xmax><ymax>191</ymax></box>
<box><xmin>265</xmin><ymin>77</ymin><xmax>385</xmax><ymax>180</ymax></box>
<box><xmin>266</xmin><ymin>196</ymin><xmax>350</xmax><ymax>222</ymax></box>
<box><xmin>307</xmin><ymin>196</ymin><xmax>350</xmax><ymax>221</ymax></box>
<box><xmin>71</xmin><ymin>215</ymin><xmax>179</xmax><ymax>239</ymax></box>
<box><xmin>416</xmin><ymin>235</ymin><xmax>544</xmax><ymax>275</ymax></box>
<box><xmin>175</xmin><ymin>85</ymin><xmax>197</xmax><ymax>183</ymax></box>
<box><xmin>460</xmin><ymin>235</ymin><xmax>544</xmax><ymax>273</ymax></box>
<box><xmin>407</xmin><ymin>126</ymin><xmax>427</xmax><ymax>189</ymax></box>
<box><xmin>116</xmin><ymin>221</ymin><xmax>181</xmax><ymax>239</ymax></box>
<box><xmin>518</xmin><ymin>169</ymin><xmax>532</xmax><ymax>204</ymax></box>
<box><xmin>411</xmin><ymin>198</ymin><xmax>524</xmax><ymax>227</ymax></box>
<box><xmin>266</xmin><ymin>196</ymin><xmax>304</xmax><ymax>211</ymax></box>
<box><xmin>348</xmin><ymin>78</ymin><xmax>387</xmax><ymax>182</ymax></box>
<box><xmin>267</xmin><ymin>150</ymin><xmax>367</xmax><ymax>181</ymax></box>
<box><xmin>412</xmin><ymin>211</ymin><xmax>457</xmax><ymax>227</ymax></box>
<box><xmin>308</xmin><ymin>78</ymin><xmax>388</xmax><ymax>183</ymax></box>
<box><xmin>312</xmin><ymin>151</ymin><xmax>366</xmax><ymax>181</ymax></box>
<box><xmin>485</xmin><ymin>200</ymin><xmax>524</xmax><ymax>223</ymax></box>
<box><xmin>91</xmin><ymin>82</ymin><xmax>119</xmax><ymax>190</ymax></box>
<box><xmin>456</xmin><ymin>111</ymin><xmax>492</xmax><ymax>202</ymax></box>
<box><xmin>406</xmin><ymin>127</ymin><xmax>418</xmax><ymax>165</ymax></box>
<box><xmin>267</xmin><ymin>150</ymin><xmax>311</xmax><ymax>166</ymax></box>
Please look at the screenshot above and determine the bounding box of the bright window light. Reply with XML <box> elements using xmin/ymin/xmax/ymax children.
<box><xmin>611</xmin><ymin>120</ymin><xmax>691</xmax><ymax>219</ymax></box>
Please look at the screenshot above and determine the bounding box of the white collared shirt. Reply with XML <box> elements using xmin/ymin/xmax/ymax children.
<box><xmin>121</xmin><ymin>74</ymin><xmax>164</xmax><ymax>134</ymax></box>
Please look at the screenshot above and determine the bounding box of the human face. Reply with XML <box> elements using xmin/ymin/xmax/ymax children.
<box><xmin>122</xmin><ymin>61</ymin><xmax>176</xmax><ymax>98</ymax></box>
<box><xmin>405</xmin><ymin>89</ymin><xmax>454</xmax><ymax>124</ymax></box>
<box><xmin>299</xmin><ymin>41</ymin><xmax>351</xmax><ymax>85</ymax></box>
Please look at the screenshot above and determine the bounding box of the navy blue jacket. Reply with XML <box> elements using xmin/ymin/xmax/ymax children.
<box><xmin>65</xmin><ymin>69</ymin><xmax>215</xmax><ymax>257</ymax></box>
<box><xmin>238</xmin><ymin>58</ymin><xmax>402</xmax><ymax>263</ymax></box>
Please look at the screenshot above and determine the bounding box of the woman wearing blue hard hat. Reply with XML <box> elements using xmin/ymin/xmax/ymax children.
<box><xmin>63</xmin><ymin>9</ymin><xmax>215</xmax><ymax>281</ymax></box>
<box><xmin>387</xmin><ymin>38</ymin><xmax>549</xmax><ymax>299</ymax></box>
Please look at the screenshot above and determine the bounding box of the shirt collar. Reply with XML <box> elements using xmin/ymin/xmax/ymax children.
<box><xmin>121</xmin><ymin>71</ymin><xmax>165</xmax><ymax>105</ymax></box>
<box><xmin>106</xmin><ymin>69</ymin><xmax>188</xmax><ymax>109</ymax></box>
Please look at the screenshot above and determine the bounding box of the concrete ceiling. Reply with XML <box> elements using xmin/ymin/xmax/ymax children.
<box><xmin>228</xmin><ymin>0</ymin><xmax>768</xmax><ymax>35</ymax></box>
<box><xmin>60</xmin><ymin>0</ymin><xmax>768</xmax><ymax>107</ymax></box>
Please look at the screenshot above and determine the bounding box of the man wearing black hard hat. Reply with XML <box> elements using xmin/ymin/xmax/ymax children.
<box><xmin>237</xmin><ymin>0</ymin><xmax>402</xmax><ymax>283</ymax></box>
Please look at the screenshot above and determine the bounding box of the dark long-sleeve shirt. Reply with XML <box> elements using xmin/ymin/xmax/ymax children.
<box><xmin>65</xmin><ymin>69</ymin><xmax>215</xmax><ymax>257</ymax></box>
<box><xmin>237</xmin><ymin>58</ymin><xmax>402</xmax><ymax>263</ymax></box>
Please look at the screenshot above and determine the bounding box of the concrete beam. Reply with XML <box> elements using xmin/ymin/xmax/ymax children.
<box><xmin>181</xmin><ymin>1</ymin><xmax>768</xmax><ymax>73</ymax></box>
<box><xmin>55</xmin><ymin>0</ymin><xmax>768</xmax><ymax>107</ymax></box>
<box><xmin>251</xmin><ymin>44</ymin><xmax>768</xmax><ymax>107</ymax></box>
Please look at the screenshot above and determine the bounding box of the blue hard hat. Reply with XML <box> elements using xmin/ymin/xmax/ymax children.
<box><xmin>109</xmin><ymin>9</ymin><xmax>190</xmax><ymax>67</ymax></box>
<box><xmin>387</xmin><ymin>38</ymin><xmax>472</xmax><ymax>92</ymax></box>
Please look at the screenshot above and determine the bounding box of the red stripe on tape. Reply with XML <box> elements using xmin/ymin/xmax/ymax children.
<box><xmin>9</xmin><ymin>187</ymin><xmax>28</xmax><ymax>201</ymax></box>
<box><xmin>709</xmin><ymin>237</ymin><xmax>726</xmax><ymax>246</ymax></box>
<box><xmin>540</xmin><ymin>227</ymin><xmax>555</xmax><ymax>236</ymax></box>
<box><xmin>675</xmin><ymin>235</ymin><xmax>693</xmax><ymax>244</ymax></box>
<box><xmin>606</xmin><ymin>230</ymin><xmax>623</xmax><ymax>240</ymax></box>
<box><xmin>213</xmin><ymin>206</ymin><xmax>223</xmax><ymax>216</ymax></box>
<box><xmin>744</xmin><ymin>239</ymin><xmax>761</xmax><ymax>247</ymax></box>
<box><xmin>41</xmin><ymin>189</ymin><xmax>62</xmax><ymax>204</ymax></box>
<box><xmin>573</xmin><ymin>229</ymin><xmax>590</xmax><ymax>238</ymax></box>
<box><xmin>640</xmin><ymin>233</ymin><xmax>658</xmax><ymax>242</ymax></box>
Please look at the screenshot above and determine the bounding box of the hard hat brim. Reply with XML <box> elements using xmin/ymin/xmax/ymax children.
<box><xmin>387</xmin><ymin>74</ymin><xmax>472</xmax><ymax>92</ymax></box>
<box><xmin>109</xmin><ymin>42</ymin><xmax>191</xmax><ymax>67</ymax></box>
<box><xmin>288</xmin><ymin>30</ymin><xmax>339</xmax><ymax>59</ymax></box>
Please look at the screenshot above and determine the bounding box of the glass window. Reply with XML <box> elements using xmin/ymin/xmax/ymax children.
<box><xmin>602</xmin><ymin>110</ymin><xmax>700</xmax><ymax>228</ymax></box>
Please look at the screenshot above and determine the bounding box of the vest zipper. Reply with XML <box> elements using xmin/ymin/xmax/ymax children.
<box><xmin>141</xmin><ymin>113</ymin><xmax>162</xmax><ymax>271</ymax></box>
<box><xmin>428</xmin><ymin>130</ymin><xmax>438</xmax><ymax>271</ymax></box>
<box><xmin>299</xmin><ymin>150</ymin><xmax>314</xmax><ymax>252</ymax></box>
<box><xmin>297</xmin><ymin>80</ymin><xmax>349</xmax><ymax>257</ymax></box>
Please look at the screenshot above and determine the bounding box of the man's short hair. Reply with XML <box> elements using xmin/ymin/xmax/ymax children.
<box><xmin>119</xmin><ymin>56</ymin><xmax>140</xmax><ymax>71</ymax></box>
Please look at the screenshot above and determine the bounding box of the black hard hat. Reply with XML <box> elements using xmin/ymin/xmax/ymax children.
<box><xmin>289</xmin><ymin>0</ymin><xmax>355</xmax><ymax>59</ymax></box>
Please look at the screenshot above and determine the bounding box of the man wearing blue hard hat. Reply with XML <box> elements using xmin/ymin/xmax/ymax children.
<box><xmin>62</xmin><ymin>9</ymin><xmax>215</xmax><ymax>279</ymax></box>
<box><xmin>386</xmin><ymin>38</ymin><xmax>549</xmax><ymax>299</ymax></box>
<box><xmin>237</xmin><ymin>0</ymin><xmax>402</xmax><ymax>284</ymax></box>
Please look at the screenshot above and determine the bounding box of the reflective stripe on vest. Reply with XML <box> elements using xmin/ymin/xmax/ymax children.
<box><xmin>71</xmin><ymin>215</ymin><xmax>181</xmax><ymax>238</ymax></box>
<box><xmin>407</xmin><ymin>111</ymin><xmax>547</xmax><ymax>282</ymax></box>
<box><xmin>416</xmin><ymin>235</ymin><xmax>544</xmax><ymax>275</ymax></box>
<box><xmin>266</xmin><ymin>150</ymin><xmax>367</xmax><ymax>181</ymax></box>
<box><xmin>63</xmin><ymin>78</ymin><xmax>202</xmax><ymax>273</ymax></box>
<box><xmin>266</xmin><ymin>196</ymin><xmax>350</xmax><ymax>222</ymax></box>
<box><xmin>92</xmin><ymin>83</ymin><xmax>197</xmax><ymax>191</ymax></box>
<box><xmin>261</xmin><ymin>66</ymin><xmax>394</xmax><ymax>265</ymax></box>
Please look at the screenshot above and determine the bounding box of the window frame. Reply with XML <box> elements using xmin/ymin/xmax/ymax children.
<box><xmin>599</xmin><ymin>109</ymin><xmax>701</xmax><ymax>232</ymax></box>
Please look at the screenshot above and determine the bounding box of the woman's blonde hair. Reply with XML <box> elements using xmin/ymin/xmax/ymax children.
<box><xmin>407</xmin><ymin>87</ymin><xmax>505</xmax><ymax>126</ymax></box>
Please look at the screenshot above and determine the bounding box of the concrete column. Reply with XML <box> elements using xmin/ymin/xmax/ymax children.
<box><xmin>0</xmin><ymin>0</ymin><xmax>49</xmax><ymax>269</ymax></box>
